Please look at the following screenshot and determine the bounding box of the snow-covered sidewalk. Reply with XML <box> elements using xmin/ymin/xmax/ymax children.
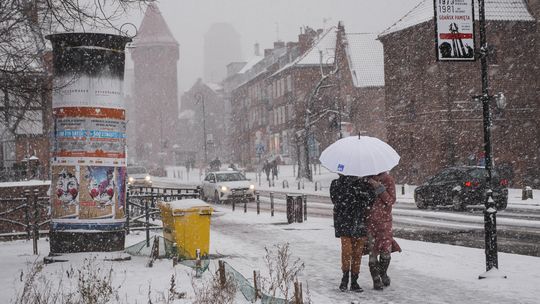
<box><xmin>2</xmin><ymin>205</ymin><xmax>540</xmax><ymax>303</ymax></box>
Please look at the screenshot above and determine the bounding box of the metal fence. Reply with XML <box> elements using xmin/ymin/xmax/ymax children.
<box><xmin>0</xmin><ymin>189</ymin><xmax>50</xmax><ymax>253</ymax></box>
<box><xmin>126</xmin><ymin>186</ymin><xmax>200</xmax><ymax>247</ymax></box>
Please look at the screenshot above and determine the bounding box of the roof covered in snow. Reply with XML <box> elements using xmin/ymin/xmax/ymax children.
<box><xmin>272</xmin><ymin>28</ymin><xmax>337</xmax><ymax>76</ymax></box>
<box><xmin>206</xmin><ymin>82</ymin><xmax>223</xmax><ymax>92</ymax></box>
<box><xmin>345</xmin><ymin>33</ymin><xmax>385</xmax><ymax>88</ymax></box>
<box><xmin>380</xmin><ymin>0</ymin><xmax>535</xmax><ymax>37</ymax></box>
<box><xmin>296</xmin><ymin>28</ymin><xmax>337</xmax><ymax>66</ymax></box>
<box><xmin>136</xmin><ymin>3</ymin><xmax>178</xmax><ymax>46</ymax></box>
<box><xmin>238</xmin><ymin>56</ymin><xmax>265</xmax><ymax>74</ymax></box>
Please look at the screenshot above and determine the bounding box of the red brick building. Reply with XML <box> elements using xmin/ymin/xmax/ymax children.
<box><xmin>379</xmin><ymin>0</ymin><xmax>539</xmax><ymax>187</ymax></box>
<box><xmin>229</xmin><ymin>23</ymin><xmax>386</xmax><ymax>169</ymax></box>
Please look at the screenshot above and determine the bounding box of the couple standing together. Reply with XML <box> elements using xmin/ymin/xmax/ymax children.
<box><xmin>330</xmin><ymin>171</ymin><xmax>401</xmax><ymax>293</ymax></box>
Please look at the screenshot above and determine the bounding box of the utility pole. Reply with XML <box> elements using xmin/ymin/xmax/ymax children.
<box><xmin>195</xmin><ymin>93</ymin><xmax>208</xmax><ymax>165</ymax></box>
<box><xmin>478</xmin><ymin>0</ymin><xmax>500</xmax><ymax>276</ymax></box>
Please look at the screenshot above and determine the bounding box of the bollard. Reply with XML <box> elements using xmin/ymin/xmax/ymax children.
<box><xmin>244</xmin><ymin>199</ymin><xmax>247</xmax><ymax>213</ymax></box>
<box><xmin>256</xmin><ymin>192</ymin><xmax>260</xmax><ymax>215</ymax></box>
<box><xmin>303</xmin><ymin>194</ymin><xmax>307</xmax><ymax>221</ymax></box>
<box><xmin>296</xmin><ymin>196</ymin><xmax>303</xmax><ymax>223</ymax></box>
<box><xmin>145</xmin><ymin>196</ymin><xmax>151</xmax><ymax>247</ymax></box>
<box><xmin>522</xmin><ymin>186</ymin><xmax>531</xmax><ymax>200</ymax></box>
<box><xmin>286</xmin><ymin>195</ymin><xmax>295</xmax><ymax>224</ymax></box>
<box><xmin>402</xmin><ymin>184</ymin><xmax>405</xmax><ymax>195</ymax></box>
<box><xmin>270</xmin><ymin>192</ymin><xmax>275</xmax><ymax>217</ymax></box>
<box><xmin>32</xmin><ymin>189</ymin><xmax>40</xmax><ymax>255</ymax></box>
<box><xmin>232</xmin><ymin>199</ymin><xmax>236</xmax><ymax>211</ymax></box>
<box><xmin>126</xmin><ymin>189</ymin><xmax>131</xmax><ymax>234</ymax></box>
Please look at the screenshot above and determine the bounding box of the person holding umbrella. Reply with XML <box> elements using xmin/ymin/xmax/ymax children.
<box><xmin>330</xmin><ymin>174</ymin><xmax>375</xmax><ymax>292</ymax></box>
<box><xmin>319</xmin><ymin>135</ymin><xmax>402</xmax><ymax>291</ymax></box>
<box><xmin>366</xmin><ymin>171</ymin><xmax>401</xmax><ymax>290</ymax></box>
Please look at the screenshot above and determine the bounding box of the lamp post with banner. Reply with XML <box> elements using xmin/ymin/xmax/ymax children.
<box><xmin>434</xmin><ymin>0</ymin><xmax>507</xmax><ymax>277</ymax></box>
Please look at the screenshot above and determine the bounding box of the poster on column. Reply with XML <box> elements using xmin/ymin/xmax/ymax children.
<box><xmin>52</xmin><ymin>107</ymin><xmax>126</xmax><ymax>166</ymax></box>
<box><xmin>79</xmin><ymin>166</ymin><xmax>116</xmax><ymax>219</ymax></box>
<box><xmin>53</xmin><ymin>75</ymin><xmax>124</xmax><ymax>109</ymax></box>
<box><xmin>51</xmin><ymin>165</ymin><xmax>80</xmax><ymax>219</ymax></box>
<box><xmin>434</xmin><ymin>0</ymin><xmax>475</xmax><ymax>61</ymax></box>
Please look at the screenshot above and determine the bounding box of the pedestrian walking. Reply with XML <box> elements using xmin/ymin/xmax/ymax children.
<box><xmin>271</xmin><ymin>160</ymin><xmax>278</xmax><ymax>180</ymax></box>
<box><xmin>263</xmin><ymin>160</ymin><xmax>271</xmax><ymax>181</ymax></box>
<box><xmin>366</xmin><ymin>171</ymin><xmax>401</xmax><ymax>290</ymax></box>
<box><xmin>330</xmin><ymin>174</ymin><xmax>375</xmax><ymax>292</ymax></box>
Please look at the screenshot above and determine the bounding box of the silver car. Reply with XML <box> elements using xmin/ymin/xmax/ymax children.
<box><xmin>201</xmin><ymin>171</ymin><xmax>255</xmax><ymax>203</ymax></box>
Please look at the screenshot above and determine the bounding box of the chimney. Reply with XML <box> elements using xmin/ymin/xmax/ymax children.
<box><xmin>264</xmin><ymin>48</ymin><xmax>273</xmax><ymax>57</ymax></box>
<box><xmin>286</xmin><ymin>42</ymin><xmax>298</xmax><ymax>49</ymax></box>
<box><xmin>254</xmin><ymin>43</ymin><xmax>260</xmax><ymax>56</ymax></box>
<box><xmin>274</xmin><ymin>41</ymin><xmax>285</xmax><ymax>49</ymax></box>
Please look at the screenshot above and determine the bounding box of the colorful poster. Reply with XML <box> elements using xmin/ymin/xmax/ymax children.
<box><xmin>52</xmin><ymin>107</ymin><xmax>126</xmax><ymax>165</ymax></box>
<box><xmin>78</xmin><ymin>166</ymin><xmax>116</xmax><ymax>219</ymax></box>
<box><xmin>434</xmin><ymin>0</ymin><xmax>475</xmax><ymax>61</ymax></box>
<box><xmin>51</xmin><ymin>165</ymin><xmax>80</xmax><ymax>219</ymax></box>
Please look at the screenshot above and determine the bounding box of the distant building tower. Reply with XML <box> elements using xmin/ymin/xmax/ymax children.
<box><xmin>131</xmin><ymin>3</ymin><xmax>179</xmax><ymax>169</ymax></box>
<box><xmin>204</xmin><ymin>23</ymin><xmax>242</xmax><ymax>83</ymax></box>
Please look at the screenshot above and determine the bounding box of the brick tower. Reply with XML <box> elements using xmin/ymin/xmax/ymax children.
<box><xmin>131</xmin><ymin>3</ymin><xmax>179</xmax><ymax>169</ymax></box>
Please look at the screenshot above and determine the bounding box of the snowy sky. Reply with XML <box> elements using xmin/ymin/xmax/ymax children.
<box><xmin>123</xmin><ymin>0</ymin><xmax>422</xmax><ymax>93</ymax></box>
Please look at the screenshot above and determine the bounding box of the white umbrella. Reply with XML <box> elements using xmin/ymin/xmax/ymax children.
<box><xmin>319</xmin><ymin>135</ymin><xmax>400</xmax><ymax>177</ymax></box>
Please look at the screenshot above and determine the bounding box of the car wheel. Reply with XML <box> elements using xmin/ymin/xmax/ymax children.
<box><xmin>452</xmin><ymin>193</ymin><xmax>465</xmax><ymax>211</ymax></box>
<box><xmin>214</xmin><ymin>191</ymin><xmax>221</xmax><ymax>204</ymax></box>
<box><xmin>415</xmin><ymin>194</ymin><xmax>427</xmax><ymax>209</ymax></box>
<box><xmin>496</xmin><ymin>200</ymin><xmax>508</xmax><ymax>211</ymax></box>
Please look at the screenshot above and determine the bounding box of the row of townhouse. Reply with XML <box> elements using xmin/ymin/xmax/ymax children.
<box><xmin>226</xmin><ymin>0</ymin><xmax>539</xmax><ymax>187</ymax></box>
<box><xmin>227</xmin><ymin>23</ymin><xmax>386</xmax><ymax>170</ymax></box>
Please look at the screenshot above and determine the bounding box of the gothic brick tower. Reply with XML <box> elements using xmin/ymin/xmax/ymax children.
<box><xmin>131</xmin><ymin>3</ymin><xmax>179</xmax><ymax>169</ymax></box>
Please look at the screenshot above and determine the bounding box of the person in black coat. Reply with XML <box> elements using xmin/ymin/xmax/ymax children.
<box><xmin>330</xmin><ymin>175</ymin><xmax>375</xmax><ymax>292</ymax></box>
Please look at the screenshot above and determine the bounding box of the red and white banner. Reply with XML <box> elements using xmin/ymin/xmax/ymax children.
<box><xmin>434</xmin><ymin>0</ymin><xmax>475</xmax><ymax>61</ymax></box>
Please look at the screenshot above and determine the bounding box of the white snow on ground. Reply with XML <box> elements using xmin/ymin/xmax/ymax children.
<box><xmin>1</xmin><ymin>205</ymin><xmax>540</xmax><ymax>303</ymax></box>
<box><xmin>0</xmin><ymin>179</ymin><xmax>50</xmax><ymax>188</ymax></box>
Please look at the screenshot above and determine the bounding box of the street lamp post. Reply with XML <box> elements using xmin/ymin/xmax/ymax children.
<box><xmin>195</xmin><ymin>93</ymin><xmax>208</xmax><ymax>165</ymax></box>
<box><xmin>476</xmin><ymin>0</ymin><xmax>507</xmax><ymax>278</ymax></box>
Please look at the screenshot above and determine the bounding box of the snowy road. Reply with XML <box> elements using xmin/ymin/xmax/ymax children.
<box><xmin>211</xmin><ymin>209</ymin><xmax>540</xmax><ymax>304</ymax></box>
<box><xmin>242</xmin><ymin>190</ymin><xmax>540</xmax><ymax>257</ymax></box>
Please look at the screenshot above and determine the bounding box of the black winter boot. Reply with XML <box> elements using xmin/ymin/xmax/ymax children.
<box><xmin>339</xmin><ymin>271</ymin><xmax>349</xmax><ymax>291</ymax></box>
<box><xmin>349</xmin><ymin>273</ymin><xmax>364</xmax><ymax>292</ymax></box>
<box><xmin>379</xmin><ymin>256</ymin><xmax>391</xmax><ymax>287</ymax></box>
<box><xmin>369</xmin><ymin>262</ymin><xmax>383</xmax><ymax>290</ymax></box>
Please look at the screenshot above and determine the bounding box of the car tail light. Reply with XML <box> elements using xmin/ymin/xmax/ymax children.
<box><xmin>500</xmin><ymin>179</ymin><xmax>508</xmax><ymax>186</ymax></box>
<box><xmin>464</xmin><ymin>181</ymin><xmax>472</xmax><ymax>187</ymax></box>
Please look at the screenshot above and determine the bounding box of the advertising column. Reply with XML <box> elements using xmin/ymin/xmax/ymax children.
<box><xmin>46</xmin><ymin>33</ymin><xmax>131</xmax><ymax>253</ymax></box>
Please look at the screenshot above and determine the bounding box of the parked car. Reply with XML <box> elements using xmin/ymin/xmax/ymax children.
<box><xmin>127</xmin><ymin>166</ymin><xmax>152</xmax><ymax>186</ymax></box>
<box><xmin>201</xmin><ymin>170</ymin><xmax>255</xmax><ymax>204</ymax></box>
<box><xmin>414</xmin><ymin>166</ymin><xmax>509</xmax><ymax>211</ymax></box>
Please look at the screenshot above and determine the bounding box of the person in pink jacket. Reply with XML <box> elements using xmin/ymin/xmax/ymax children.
<box><xmin>366</xmin><ymin>171</ymin><xmax>401</xmax><ymax>290</ymax></box>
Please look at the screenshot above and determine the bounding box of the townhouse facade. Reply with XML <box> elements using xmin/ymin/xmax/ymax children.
<box><xmin>379</xmin><ymin>0</ymin><xmax>539</xmax><ymax>186</ymax></box>
<box><xmin>228</xmin><ymin>23</ymin><xmax>386</xmax><ymax>170</ymax></box>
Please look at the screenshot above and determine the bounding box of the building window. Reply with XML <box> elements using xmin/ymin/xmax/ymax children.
<box><xmin>287</xmin><ymin>75</ymin><xmax>292</xmax><ymax>92</ymax></box>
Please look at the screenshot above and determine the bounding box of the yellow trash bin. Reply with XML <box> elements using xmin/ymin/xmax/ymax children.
<box><xmin>159</xmin><ymin>199</ymin><xmax>213</xmax><ymax>259</ymax></box>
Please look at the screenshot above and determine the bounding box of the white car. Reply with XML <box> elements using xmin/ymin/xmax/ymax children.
<box><xmin>201</xmin><ymin>171</ymin><xmax>255</xmax><ymax>203</ymax></box>
<box><xmin>127</xmin><ymin>166</ymin><xmax>152</xmax><ymax>186</ymax></box>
